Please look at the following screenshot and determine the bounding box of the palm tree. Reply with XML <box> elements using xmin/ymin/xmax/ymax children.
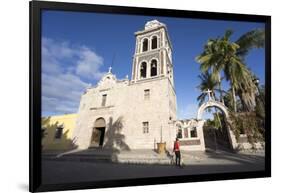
<box><xmin>197</xmin><ymin>72</ymin><xmax>223</xmax><ymax>128</ymax></box>
<box><xmin>235</xmin><ymin>29</ymin><xmax>265</xmax><ymax>111</ymax></box>
<box><xmin>196</xmin><ymin>37</ymin><xmax>225</xmax><ymax>104</ymax></box>
<box><xmin>229</xmin><ymin>29</ymin><xmax>264</xmax><ymax>112</ymax></box>
<box><xmin>223</xmin><ymin>89</ymin><xmax>243</xmax><ymax>112</ymax></box>
<box><xmin>223</xmin><ymin>53</ymin><xmax>256</xmax><ymax>112</ymax></box>
<box><xmin>236</xmin><ymin>29</ymin><xmax>265</xmax><ymax>59</ymax></box>
<box><xmin>255</xmin><ymin>84</ymin><xmax>265</xmax><ymax>118</ymax></box>
<box><xmin>196</xmin><ymin>29</ymin><xmax>262</xmax><ymax>112</ymax></box>
<box><xmin>197</xmin><ymin>72</ymin><xmax>219</xmax><ymax>106</ymax></box>
<box><xmin>197</xmin><ymin>30</ymin><xmax>245</xmax><ymax>112</ymax></box>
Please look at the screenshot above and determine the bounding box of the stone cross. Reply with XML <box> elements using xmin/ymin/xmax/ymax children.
<box><xmin>108</xmin><ymin>66</ymin><xmax>112</xmax><ymax>73</ymax></box>
<box><xmin>204</xmin><ymin>89</ymin><xmax>213</xmax><ymax>101</ymax></box>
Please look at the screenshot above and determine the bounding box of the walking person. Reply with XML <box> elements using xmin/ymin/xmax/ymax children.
<box><xmin>173</xmin><ymin>138</ymin><xmax>181</xmax><ymax>167</ymax></box>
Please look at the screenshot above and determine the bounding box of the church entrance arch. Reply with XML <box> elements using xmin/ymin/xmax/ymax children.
<box><xmin>197</xmin><ymin>100</ymin><xmax>229</xmax><ymax>120</ymax></box>
<box><xmin>197</xmin><ymin>100</ymin><xmax>237</xmax><ymax>150</ymax></box>
<box><xmin>90</xmin><ymin>117</ymin><xmax>106</xmax><ymax>148</ymax></box>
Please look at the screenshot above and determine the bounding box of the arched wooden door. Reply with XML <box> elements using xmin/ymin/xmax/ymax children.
<box><xmin>90</xmin><ymin>117</ymin><xmax>106</xmax><ymax>148</ymax></box>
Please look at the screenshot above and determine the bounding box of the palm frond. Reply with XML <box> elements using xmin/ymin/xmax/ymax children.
<box><xmin>224</xmin><ymin>29</ymin><xmax>233</xmax><ymax>40</ymax></box>
<box><xmin>236</xmin><ymin>28</ymin><xmax>265</xmax><ymax>58</ymax></box>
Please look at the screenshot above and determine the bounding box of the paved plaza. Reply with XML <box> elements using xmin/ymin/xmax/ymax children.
<box><xmin>42</xmin><ymin>149</ymin><xmax>265</xmax><ymax>184</ymax></box>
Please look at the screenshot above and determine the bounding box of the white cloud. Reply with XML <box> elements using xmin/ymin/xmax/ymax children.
<box><xmin>76</xmin><ymin>47</ymin><xmax>105</xmax><ymax>79</ymax></box>
<box><xmin>42</xmin><ymin>37</ymin><xmax>106</xmax><ymax>115</ymax></box>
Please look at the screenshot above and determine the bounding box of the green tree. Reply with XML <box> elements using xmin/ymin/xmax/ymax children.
<box><xmin>197</xmin><ymin>30</ymin><xmax>244</xmax><ymax>112</ymax></box>
<box><xmin>255</xmin><ymin>85</ymin><xmax>265</xmax><ymax>119</ymax></box>
<box><xmin>223</xmin><ymin>89</ymin><xmax>243</xmax><ymax>112</ymax></box>
<box><xmin>197</xmin><ymin>72</ymin><xmax>219</xmax><ymax>106</ymax></box>
<box><xmin>197</xmin><ymin>72</ymin><xmax>224</xmax><ymax>127</ymax></box>
<box><xmin>236</xmin><ymin>29</ymin><xmax>265</xmax><ymax>59</ymax></box>
<box><xmin>235</xmin><ymin>29</ymin><xmax>265</xmax><ymax>111</ymax></box>
<box><xmin>196</xmin><ymin>29</ymin><xmax>263</xmax><ymax>112</ymax></box>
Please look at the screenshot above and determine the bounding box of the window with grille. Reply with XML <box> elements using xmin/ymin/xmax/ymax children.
<box><xmin>190</xmin><ymin>127</ymin><xmax>198</xmax><ymax>138</ymax></box>
<box><xmin>177</xmin><ymin>129</ymin><xmax>183</xmax><ymax>139</ymax></box>
<box><xmin>101</xmin><ymin>94</ymin><xmax>107</xmax><ymax>106</ymax></box>
<box><xmin>143</xmin><ymin>122</ymin><xmax>149</xmax><ymax>133</ymax></box>
<box><xmin>144</xmin><ymin>89</ymin><xmax>150</xmax><ymax>100</ymax></box>
<box><xmin>54</xmin><ymin>126</ymin><xmax>63</xmax><ymax>139</ymax></box>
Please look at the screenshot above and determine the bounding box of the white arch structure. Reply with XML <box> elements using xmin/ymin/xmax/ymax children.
<box><xmin>197</xmin><ymin>100</ymin><xmax>229</xmax><ymax>120</ymax></box>
<box><xmin>197</xmin><ymin>100</ymin><xmax>238</xmax><ymax>150</ymax></box>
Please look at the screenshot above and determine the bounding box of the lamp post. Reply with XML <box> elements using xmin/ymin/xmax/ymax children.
<box><xmin>253</xmin><ymin>77</ymin><xmax>265</xmax><ymax>107</ymax></box>
<box><xmin>253</xmin><ymin>77</ymin><xmax>260</xmax><ymax>94</ymax></box>
<box><xmin>157</xmin><ymin>122</ymin><xmax>166</xmax><ymax>154</ymax></box>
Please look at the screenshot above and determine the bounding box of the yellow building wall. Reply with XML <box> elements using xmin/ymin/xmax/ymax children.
<box><xmin>42</xmin><ymin>114</ymin><xmax>77</xmax><ymax>151</ymax></box>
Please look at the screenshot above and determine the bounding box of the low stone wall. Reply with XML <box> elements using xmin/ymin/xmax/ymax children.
<box><xmin>179</xmin><ymin>139</ymin><xmax>205</xmax><ymax>151</ymax></box>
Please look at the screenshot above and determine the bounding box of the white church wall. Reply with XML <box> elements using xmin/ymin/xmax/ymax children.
<box><xmin>73</xmin><ymin>75</ymin><xmax>177</xmax><ymax>150</ymax></box>
<box><xmin>72</xmin><ymin>20</ymin><xmax>179</xmax><ymax>151</ymax></box>
<box><xmin>120</xmin><ymin>77</ymin><xmax>175</xmax><ymax>149</ymax></box>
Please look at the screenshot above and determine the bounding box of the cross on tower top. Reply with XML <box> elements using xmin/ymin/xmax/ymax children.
<box><xmin>108</xmin><ymin>66</ymin><xmax>112</xmax><ymax>73</ymax></box>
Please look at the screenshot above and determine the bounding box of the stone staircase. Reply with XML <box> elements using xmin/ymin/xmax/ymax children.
<box><xmin>117</xmin><ymin>149</ymin><xmax>172</xmax><ymax>165</ymax></box>
<box><xmin>42</xmin><ymin>149</ymin><xmax>173</xmax><ymax>165</ymax></box>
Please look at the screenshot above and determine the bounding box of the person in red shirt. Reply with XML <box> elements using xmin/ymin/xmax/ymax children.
<box><xmin>173</xmin><ymin>138</ymin><xmax>181</xmax><ymax>167</ymax></box>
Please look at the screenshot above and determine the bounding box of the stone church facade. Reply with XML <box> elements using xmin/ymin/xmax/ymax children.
<box><xmin>42</xmin><ymin>20</ymin><xmax>261</xmax><ymax>152</ymax></box>
<box><xmin>73</xmin><ymin>20</ymin><xmax>178</xmax><ymax>150</ymax></box>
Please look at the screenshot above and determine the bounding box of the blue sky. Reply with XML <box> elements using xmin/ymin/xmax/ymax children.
<box><xmin>42</xmin><ymin>10</ymin><xmax>265</xmax><ymax>119</ymax></box>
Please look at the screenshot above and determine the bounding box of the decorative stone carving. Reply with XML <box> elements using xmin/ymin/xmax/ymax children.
<box><xmin>97</xmin><ymin>72</ymin><xmax>117</xmax><ymax>89</ymax></box>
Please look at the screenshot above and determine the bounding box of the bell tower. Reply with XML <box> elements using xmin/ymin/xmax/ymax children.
<box><xmin>131</xmin><ymin>20</ymin><xmax>174</xmax><ymax>87</ymax></box>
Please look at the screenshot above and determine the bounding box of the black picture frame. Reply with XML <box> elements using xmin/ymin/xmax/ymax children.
<box><xmin>30</xmin><ymin>1</ymin><xmax>271</xmax><ymax>192</ymax></box>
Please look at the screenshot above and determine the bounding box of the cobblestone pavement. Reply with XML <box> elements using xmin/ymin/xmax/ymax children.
<box><xmin>42</xmin><ymin>150</ymin><xmax>265</xmax><ymax>184</ymax></box>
